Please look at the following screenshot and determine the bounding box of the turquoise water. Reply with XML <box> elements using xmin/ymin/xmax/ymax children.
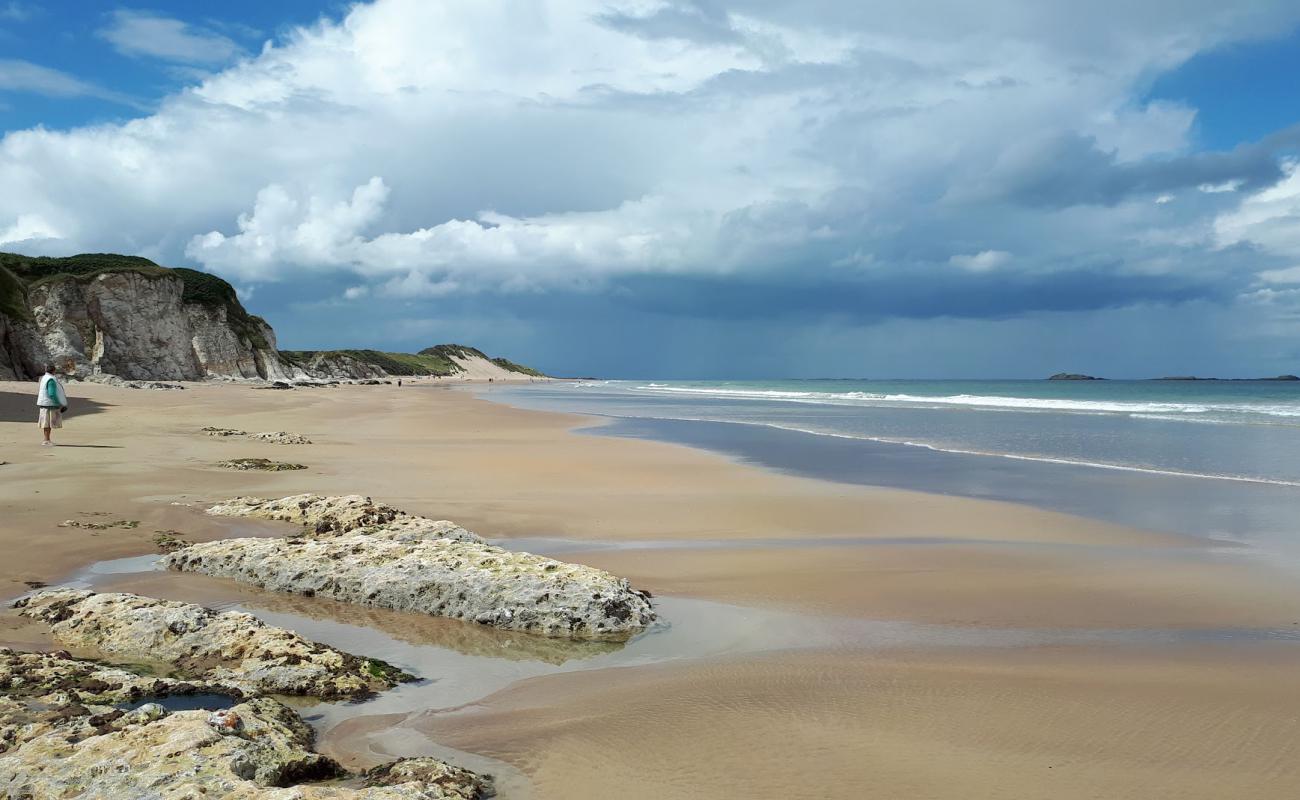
<box><xmin>485</xmin><ymin>379</ymin><xmax>1300</xmax><ymax>485</ymax></box>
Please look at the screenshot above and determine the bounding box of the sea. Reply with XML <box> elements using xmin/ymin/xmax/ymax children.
<box><xmin>481</xmin><ymin>379</ymin><xmax>1300</xmax><ymax>565</ymax></box>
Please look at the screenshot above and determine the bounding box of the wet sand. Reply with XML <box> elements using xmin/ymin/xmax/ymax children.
<box><xmin>411</xmin><ymin>646</ymin><xmax>1300</xmax><ymax>800</ymax></box>
<box><xmin>3</xmin><ymin>379</ymin><xmax>1300</xmax><ymax>797</ymax></box>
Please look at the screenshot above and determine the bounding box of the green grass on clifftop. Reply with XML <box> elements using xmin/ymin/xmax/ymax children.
<box><xmin>281</xmin><ymin>344</ymin><xmax>546</xmax><ymax>377</ymax></box>
<box><xmin>279</xmin><ymin>348</ymin><xmax>462</xmax><ymax>376</ymax></box>
<box><xmin>1</xmin><ymin>252</ymin><xmax>170</xmax><ymax>288</ymax></box>
<box><xmin>0</xmin><ymin>264</ymin><xmax>31</xmax><ymax>321</ymax></box>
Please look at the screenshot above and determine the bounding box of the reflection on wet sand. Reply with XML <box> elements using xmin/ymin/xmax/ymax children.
<box><xmin>408</xmin><ymin>646</ymin><xmax>1300</xmax><ymax>800</ymax></box>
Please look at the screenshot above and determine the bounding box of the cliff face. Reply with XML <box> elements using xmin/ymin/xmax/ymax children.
<box><xmin>0</xmin><ymin>255</ymin><xmax>287</xmax><ymax>382</ymax></box>
<box><xmin>27</xmin><ymin>272</ymin><xmax>283</xmax><ymax>381</ymax></box>
<box><xmin>0</xmin><ymin>252</ymin><xmax>546</xmax><ymax>383</ymax></box>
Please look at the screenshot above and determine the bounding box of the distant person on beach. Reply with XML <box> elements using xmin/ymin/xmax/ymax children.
<box><xmin>398</xmin><ymin>379</ymin><xmax>402</xmax><ymax>387</ymax></box>
<box><xmin>36</xmin><ymin>364</ymin><xmax>68</xmax><ymax>447</ymax></box>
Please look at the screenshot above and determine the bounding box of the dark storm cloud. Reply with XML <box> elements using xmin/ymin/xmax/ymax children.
<box><xmin>1002</xmin><ymin>124</ymin><xmax>1300</xmax><ymax>208</ymax></box>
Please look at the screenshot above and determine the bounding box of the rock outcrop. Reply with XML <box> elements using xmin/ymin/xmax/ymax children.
<box><xmin>170</xmin><ymin>495</ymin><xmax>655</xmax><ymax>640</ymax></box>
<box><xmin>15</xmin><ymin>589</ymin><xmax>411</xmax><ymax>699</ymax></box>
<box><xmin>0</xmin><ymin>648</ymin><xmax>493</xmax><ymax>799</ymax></box>
<box><xmin>168</xmin><ymin>535</ymin><xmax>656</xmax><ymax>640</ymax></box>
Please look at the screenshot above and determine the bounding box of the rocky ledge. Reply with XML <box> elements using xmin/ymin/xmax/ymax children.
<box><xmin>16</xmin><ymin>589</ymin><xmax>412</xmax><ymax>700</ymax></box>
<box><xmin>0</xmin><ymin>652</ymin><xmax>493</xmax><ymax>799</ymax></box>
<box><xmin>169</xmin><ymin>495</ymin><xmax>655</xmax><ymax>640</ymax></box>
<box><xmin>207</xmin><ymin>494</ymin><xmax>484</xmax><ymax>543</ymax></box>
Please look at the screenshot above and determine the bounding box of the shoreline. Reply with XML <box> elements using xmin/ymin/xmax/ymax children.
<box><xmin>4</xmin><ymin>379</ymin><xmax>1300</xmax><ymax>797</ymax></box>
<box><xmin>475</xmin><ymin>384</ymin><xmax>1300</xmax><ymax>562</ymax></box>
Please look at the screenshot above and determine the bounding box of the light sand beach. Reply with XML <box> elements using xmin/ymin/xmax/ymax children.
<box><xmin>3</xmin><ymin>379</ymin><xmax>1300</xmax><ymax>797</ymax></box>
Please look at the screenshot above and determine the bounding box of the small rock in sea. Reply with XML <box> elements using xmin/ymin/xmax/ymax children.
<box><xmin>202</xmin><ymin>426</ymin><xmax>248</xmax><ymax>437</ymax></box>
<box><xmin>216</xmin><ymin>458</ymin><xmax>308</xmax><ymax>471</ymax></box>
<box><xmin>15</xmin><ymin>589</ymin><xmax>413</xmax><ymax>699</ymax></box>
<box><xmin>21</xmin><ymin>581</ymin><xmax>46</xmax><ymax>589</ymax></box>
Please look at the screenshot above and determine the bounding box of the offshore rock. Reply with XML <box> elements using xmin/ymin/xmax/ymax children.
<box><xmin>15</xmin><ymin>589</ymin><xmax>412</xmax><ymax>699</ymax></box>
<box><xmin>167</xmin><ymin>531</ymin><xmax>656</xmax><ymax>640</ymax></box>
<box><xmin>207</xmin><ymin>494</ymin><xmax>484</xmax><ymax>544</ymax></box>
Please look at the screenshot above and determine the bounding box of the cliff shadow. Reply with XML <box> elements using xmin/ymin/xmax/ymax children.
<box><xmin>0</xmin><ymin>390</ymin><xmax>111</xmax><ymax>424</ymax></box>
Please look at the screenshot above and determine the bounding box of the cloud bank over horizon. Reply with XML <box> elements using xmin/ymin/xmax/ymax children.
<box><xmin>3</xmin><ymin>0</ymin><xmax>1300</xmax><ymax>377</ymax></box>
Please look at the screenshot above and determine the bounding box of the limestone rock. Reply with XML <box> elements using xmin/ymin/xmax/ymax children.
<box><xmin>0</xmin><ymin>649</ymin><xmax>490</xmax><ymax>799</ymax></box>
<box><xmin>0</xmin><ymin>696</ymin><xmax>344</xmax><ymax>797</ymax></box>
<box><xmin>204</xmin><ymin>426</ymin><xmax>248</xmax><ymax>436</ymax></box>
<box><xmin>250</xmin><ymin>431</ymin><xmax>314</xmax><ymax>445</ymax></box>
<box><xmin>206</xmin><ymin>494</ymin><xmax>484</xmax><ymax>544</ymax></box>
<box><xmin>27</xmin><ymin>270</ymin><xmax>287</xmax><ymax>381</ymax></box>
<box><xmin>167</xmin><ymin>533</ymin><xmax>656</xmax><ymax>640</ymax></box>
<box><xmin>0</xmin><ymin>647</ymin><xmax>245</xmax><ymax>754</ymax></box>
<box><xmin>15</xmin><ymin>589</ymin><xmax>412</xmax><ymax>699</ymax></box>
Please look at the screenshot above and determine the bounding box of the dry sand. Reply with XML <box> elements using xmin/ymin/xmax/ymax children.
<box><xmin>3</xmin><ymin>378</ymin><xmax>1300</xmax><ymax>797</ymax></box>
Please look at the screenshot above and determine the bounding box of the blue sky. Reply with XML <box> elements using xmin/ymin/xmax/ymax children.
<box><xmin>4</xmin><ymin>1</ymin><xmax>1300</xmax><ymax>378</ymax></box>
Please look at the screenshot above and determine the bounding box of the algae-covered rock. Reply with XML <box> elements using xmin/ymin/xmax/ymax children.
<box><xmin>207</xmin><ymin>494</ymin><xmax>483</xmax><ymax>544</ymax></box>
<box><xmin>15</xmin><ymin>589</ymin><xmax>412</xmax><ymax>699</ymax></box>
<box><xmin>218</xmin><ymin>458</ymin><xmax>308</xmax><ymax>471</ymax></box>
<box><xmin>167</xmin><ymin>533</ymin><xmax>655</xmax><ymax>640</ymax></box>
<box><xmin>361</xmin><ymin>757</ymin><xmax>495</xmax><ymax>799</ymax></box>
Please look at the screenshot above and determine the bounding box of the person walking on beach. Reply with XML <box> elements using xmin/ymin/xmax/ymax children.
<box><xmin>36</xmin><ymin>364</ymin><xmax>68</xmax><ymax>447</ymax></box>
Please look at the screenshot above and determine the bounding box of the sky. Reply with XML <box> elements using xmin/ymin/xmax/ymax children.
<box><xmin>3</xmin><ymin>1</ymin><xmax>1300</xmax><ymax>378</ymax></box>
